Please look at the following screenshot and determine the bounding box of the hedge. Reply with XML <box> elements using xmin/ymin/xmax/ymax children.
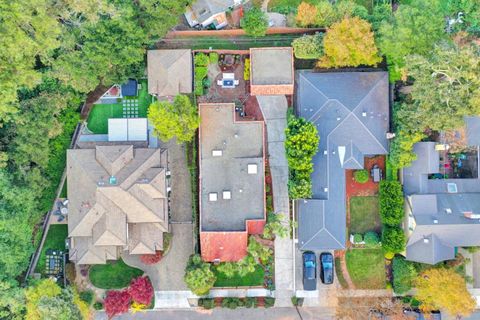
<box><xmin>194</xmin><ymin>53</ymin><xmax>209</xmax><ymax>66</ymax></box>
<box><xmin>392</xmin><ymin>256</ymin><xmax>417</xmax><ymax>294</ymax></box>
<box><xmin>382</xmin><ymin>226</ymin><xmax>406</xmax><ymax>254</ymax></box>
<box><xmin>379</xmin><ymin>180</ymin><xmax>405</xmax><ymax>226</ymax></box>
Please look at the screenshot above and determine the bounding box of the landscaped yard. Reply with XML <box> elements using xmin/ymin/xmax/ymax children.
<box><xmin>36</xmin><ymin>224</ymin><xmax>68</xmax><ymax>274</ymax></box>
<box><xmin>346</xmin><ymin>248</ymin><xmax>386</xmax><ymax>289</ymax></box>
<box><xmin>350</xmin><ymin>196</ymin><xmax>381</xmax><ymax>234</ymax></box>
<box><xmin>89</xmin><ymin>259</ymin><xmax>144</xmax><ymax>289</ymax></box>
<box><xmin>213</xmin><ymin>265</ymin><xmax>265</xmax><ymax>287</ymax></box>
<box><xmin>86</xmin><ymin>79</ymin><xmax>152</xmax><ymax>134</ymax></box>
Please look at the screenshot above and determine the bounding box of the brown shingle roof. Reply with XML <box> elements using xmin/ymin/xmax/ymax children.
<box><xmin>67</xmin><ymin>145</ymin><xmax>169</xmax><ymax>265</ymax></box>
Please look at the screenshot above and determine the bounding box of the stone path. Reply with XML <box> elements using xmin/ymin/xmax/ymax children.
<box><xmin>257</xmin><ymin>95</ymin><xmax>294</xmax><ymax>307</ymax></box>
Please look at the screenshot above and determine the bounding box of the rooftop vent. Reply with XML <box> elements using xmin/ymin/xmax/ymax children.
<box><xmin>209</xmin><ymin>192</ymin><xmax>218</xmax><ymax>202</ymax></box>
<box><xmin>324</xmin><ymin>187</ymin><xmax>329</xmax><ymax>192</ymax></box>
<box><xmin>362</xmin><ymin>112</ymin><xmax>367</xmax><ymax>117</ymax></box>
<box><xmin>336</xmin><ymin>117</ymin><xmax>341</xmax><ymax>121</ymax></box>
<box><xmin>447</xmin><ymin>183</ymin><xmax>458</xmax><ymax>193</ymax></box>
<box><xmin>212</xmin><ymin>150</ymin><xmax>223</xmax><ymax>157</ymax></box>
<box><xmin>223</xmin><ymin>191</ymin><xmax>231</xmax><ymax>200</ymax></box>
<box><xmin>109</xmin><ymin>176</ymin><xmax>117</xmax><ymax>185</ymax></box>
<box><xmin>239</xmin><ymin>189</ymin><xmax>243</xmax><ymax>193</ymax></box>
<box><xmin>323</xmin><ymin>150</ymin><xmax>328</xmax><ymax>155</ymax></box>
<box><xmin>433</xmin><ymin>219</ymin><xmax>439</xmax><ymax>224</ymax></box>
<box><xmin>97</xmin><ymin>181</ymin><xmax>105</xmax><ymax>186</ymax></box>
<box><xmin>445</xmin><ymin>208</ymin><xmax>452</xmax><ymax>214</ymax></box>
<box><xmin>423</xmin><ymin>237</ymin><xmax>430</xmax><ymax>244</ymax></box>
<box><xmin>247</xmin><ymin>164</ymin><xmax>258</xmax><ymax>174</ymax></box>
<box><xmin>386</xmin><ymin>132</ymin><xmax>396</xmax><ymax>139</ymax></box>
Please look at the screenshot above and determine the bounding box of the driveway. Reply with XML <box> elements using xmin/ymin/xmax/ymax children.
<box><xmin>257</xmin><ymin>96</ymin><xmax>294</xmax><ymax>307</ymax></box>
<box><xmin>123</xmin><ymin>139</ymin><xmax>194</xmax><ymax>307</ymax></box>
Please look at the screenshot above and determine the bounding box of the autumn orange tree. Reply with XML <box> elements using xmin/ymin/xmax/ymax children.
<box><xmin>295</xmin><ymin>2</ymin><xmax>318</xmax><ymax>27</ymax></box>
<box><xmin>415</xmin><ymin>268</ymin><xmax>476</xmax><ymax>317</ymax></box>
<box><xmin>318</xmin><ymin>17</ymin><xmax>381</xmax><ymax>68</ymax></box>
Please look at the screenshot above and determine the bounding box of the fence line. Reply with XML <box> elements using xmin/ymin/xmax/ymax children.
<box><xmin>24</xmin><ymin>122</ymin><xmax>84</xmax><ymax>283</ymax></box>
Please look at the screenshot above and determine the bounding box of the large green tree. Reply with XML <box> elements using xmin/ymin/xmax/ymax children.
<box><xmin>241</xmin><ymin>7</ymin><xmax>268</xmax><ymax>37</ymax></box>
<box><xmin>377</xmin><ymin>0</ymin><xmax>447</xmax><ymax>81</ymax></box>
<box><xmin>148</xmin><ymin>95</ymin><xmax>199</xmax><ymax>143</ymax></box>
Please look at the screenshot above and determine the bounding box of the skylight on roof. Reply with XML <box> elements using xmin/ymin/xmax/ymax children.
<box><xmin>247</xmin><ymin>164</ymin><xmax>258</xmax><ymax>174</ymax></box>
<box><xmin>223</xmin><ymin>191</ymin><xmax>231</xmax><ymax>200</ymax></box>
<box><xmin>447</xmin><ymin>183</ymin><xmax>458</xmax><ymax>193</ymax></box>
<box><xmin>209</xmin><ymin>192</ymin><xmax>218</xmax><ymax>201</ymax></box>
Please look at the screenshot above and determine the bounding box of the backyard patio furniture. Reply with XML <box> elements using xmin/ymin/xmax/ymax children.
<box><xmin>371</xmin><ymin>165</ymin><xmax>382</xmax><ymax>183</ymax></box>
<box><xmin>218</xmin><ymin>73</ymin><xmax>238</xmax><ymax>89</ymax></box>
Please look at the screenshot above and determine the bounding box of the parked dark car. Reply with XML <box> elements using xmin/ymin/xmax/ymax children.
<box><xmin>302</xmin><ymin>251</ymin><xmax>317</xmax><ymax>291</ymax></box>
<box><xmin>404</xmin><ymin>309</ymin><xmax>441</xmax><ymax>320</ymax></box>
<box><xmin>320</xmin><ymin>252</ymin><xmax>334</xmax><ymax>284</ymax></box>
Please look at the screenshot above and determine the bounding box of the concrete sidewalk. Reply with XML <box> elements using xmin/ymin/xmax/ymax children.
<box><xmin>257</xmin><ymin>95</ymin><xmax>294</xmax><ymax>307</ymax></box>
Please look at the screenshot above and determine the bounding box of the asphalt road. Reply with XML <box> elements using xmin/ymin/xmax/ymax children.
<box><xmin>95</xmin><ymin>307</ymin><xmax>336</xmax><ymax>320</ymax></box>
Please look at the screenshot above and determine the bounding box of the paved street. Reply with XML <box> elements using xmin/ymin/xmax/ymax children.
<box><xmin>95</xmin><ymin>307</ymin><xmax>336</xmax><ymax>320</ymax></box>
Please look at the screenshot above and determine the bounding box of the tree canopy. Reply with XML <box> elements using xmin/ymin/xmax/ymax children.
<box><xmin>148</xmin><ymin>95</ymin><xmax>199</xmax><ymax>143</ymax></box>
<box><xmin>241</xmin><ymin>7</ymin><xmax>268</xmax><ymax>37</ymax></box>
<box><xmin>184</xmin><ymin>255</ymin><xmax>217</xmax><ymax>296</ymax></box>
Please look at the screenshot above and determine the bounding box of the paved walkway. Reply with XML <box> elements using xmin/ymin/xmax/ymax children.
<box><xmin>257</xmin><ymin>96</ymin><xmax>294</xmax><ymax>307</ymax></box>
<box><xmin>123</xmin><ymin>139</ymin><xmax>194</xmax><ymax>308</ymax></box>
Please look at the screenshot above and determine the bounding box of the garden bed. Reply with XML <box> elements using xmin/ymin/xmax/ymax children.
<box><xmin>35</xmin><ymin>224</ymin><xmax>68</xmax><ymax>274</ymax></box>
<box><xmin>89</xmin><ymin>259</ymin><xmax>144</xmax><ymax>289</ymax></box>
<box><xmin>346</xmin><ymin>248</ymin><xmax>386</xmax><ymax>289</ymax></box>
<box><xmin>349</xmin><ymin>196</ymin><xmax>381</xmax><ymax>234</ymax></box>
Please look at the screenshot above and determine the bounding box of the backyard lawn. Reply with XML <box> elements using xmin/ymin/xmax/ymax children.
<box><xmin>346</xmin><ymin>248</ymin><xmax>386</xmax><ymax>289</ymax></box>
<box><xmin>350</xmin><ymin>196</ymin><xmax>381</xmax><ymax>234</ymax></box>
<box><xmin>86</xmin><ymin>79</ymin><xmax>152</xmax><ymax>134</ymax></box>
<box><xmin>89</xmin><ymin>259</ymin><xmax>144</xmax><ymax>289</ymax></box>
<box><xmin>213</xmin><ymin>265</ymin><xmax>265</xmax><ymax>287</ymax></box>
<box><xmin>35</xmin><ymin>224</ymin><xmax>68</xmax><ymax>274</ymax></box>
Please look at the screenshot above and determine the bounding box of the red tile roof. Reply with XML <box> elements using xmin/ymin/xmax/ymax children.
<box><xmin>200</xmin><ymin>232</ymin><xmax>248</xmax><ymax>262</ymax></box>
<box><xmin>250</xmin><ymin>84</ymin><xmax>294</xmax><ymax>96</ymax></box>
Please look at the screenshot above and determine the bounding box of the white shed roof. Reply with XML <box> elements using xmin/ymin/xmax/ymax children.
<box><xmin>108</xmin><ymin>118</ymin><xmax>148</xmax><ymax>142</ymax></box>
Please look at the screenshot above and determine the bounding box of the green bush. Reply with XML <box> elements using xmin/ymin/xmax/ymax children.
<box><xmin>384</xmin><ymin>252</ymin><xmax>395</xmax><ymax>260</ymax></box>
<box><xmin>392</xmin><ymin>256</ymin><xmax>417</xmax><ymax>294</ymax></box>
<box><xmin>379</xmin><ymin>180</ymin><xmax>404</xmax><ymax>226</ymax></box>
<box><xmin>184</xmin><ymin>255</ymin><xmax>216</xmax><ymax>296</ymax></box>
<box><xmin>353</xmin><ymin>233</ymin><xmax>363</xmax><ymax>243</ymax></box>
<box><xmin>241</xmin><ymin>7</ymin><xmax>268</xmax><ymax>37</ymax></box>
<box><xmin>194</xmin><ymin>80</ymin><xmax>204</xmax><ymax>96</ymax></box>
<box><xmin>221</xmin><ymin>298</ymin><xmax>244</xmax><ymax>309</ymax></box>
<box><xmin>195</xmin><ymin>67</ymin><xmax>208</xmax><ymax>80</ymax></box>
<box><xmin>382</xmin><ymin>226</ymin><xmax>406</xmax><ymax>254</ymax></box>
<box><xmin>244</xmin><ymin>297</ymin><xmax>258</xmax><ymax>308</ymax></box>
<box><xmin>79</xmin><ymin>290</ymin><xmax>94</xmax><ymax>305</ymax></box>
<box><xmin>354</xmin><ymin>169</ymin><xmax>369</xmax><ymax>184</ymax></box>
<box><xmin>263</xmin><ymin>213</ymin><xmax>289</xmax><ymax>240</ymax></box>
<box><xmin>364</xmin><ymin>231</ymin><xmax>380</xmax><ymax>248</ymax></box>
<box><xmin>93</xmin><ymin>302</ymin><xmax>103</xmax><ymax>310</ymax></box>
<box><xmin>209</xmin><ymin>52</ymin><xmax>219</xmax><ymax>64</ymax></box>
<box><xmin>194</xmin><ymin>53</ymin><xmax>209</xmax><ymax>66</ymax></box>
<box><xmin>199</xmin><ymin>298</ymin><xmax>216</xmax><ymax>309</ymax></box>
<box><xmin>292</xmin><ymin>34</ymin><xmax>324</xmax><ymax>59</ymax></box>
<box><xmin>264</xmin><ymin>297</ymin><xmax>275</xmax><ymax>308</ymax></box>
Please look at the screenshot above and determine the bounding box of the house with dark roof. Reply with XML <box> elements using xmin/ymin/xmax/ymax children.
<box><xmin>295</xmin><ymin>71</ymin><xmax>390</xmax><ymax>251</ymax></box>
<box><xmin>199</xmin><ymin>103</ymin><xmax>266</xmax><ymax>262</ymax></box>
<box><xmin>403</xmin><ymin>117</ymin><xmax>480</xmax><ymax>264</ymax></box>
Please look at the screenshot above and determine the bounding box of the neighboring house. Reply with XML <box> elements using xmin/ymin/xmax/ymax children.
<box><xmin>184</xmin><ymin>0</ymin><xmax>240</xmax><ymax>29</ymax></box>
<box><xmin>67</xmin><ymin>145</ymin><xmax>169</xmax><ymax>265</ymax></box>
<box><xmin>295</xmin><ymin>71</ymin><xmax>390</xmax><ymax>251</ymax></box>
<box><xmin>147</xmin><ymin>49</ymin><xmax>193</xmax><ymax>97</ymax></box>
<box><xmin>199</xmin><ymin>103</ymin><xmax>266</xmax><ymax>262</ymax></box>
<box><xmin>403</xmin><ymin>117</ymin><xmax>480</xmax><ymax>264</ymax></box>
<box><xmin>250</xmin><ymin>47</ymin><xmax>294</xmax><ymax>96</ymax></box>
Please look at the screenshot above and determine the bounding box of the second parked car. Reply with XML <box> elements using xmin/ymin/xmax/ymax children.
<box><xmin>320</xmin><ymin>252</ymin><xmax>334</xmax><ymax>284</ymax></box>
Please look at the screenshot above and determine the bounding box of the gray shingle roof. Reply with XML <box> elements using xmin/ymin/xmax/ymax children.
<box><xmin>296</xmin><ymin>71</ymin><xmax>390</xmax><ymax>250</ymax></box>
<box><xmin>406</xmin><ymin>234</ymin><xmax>455</xmax><ymax>265</ymax></box>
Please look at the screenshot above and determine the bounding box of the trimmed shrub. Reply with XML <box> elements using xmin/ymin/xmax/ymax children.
<box><xmin>379</xmin><ymin>180</ymin><xmax>405</xmax><ymax>226</ymax></box>
<box><xmin>353</xmin><ymin>233</ymin><xmax>363</xmax><ymax>243</ymax></box>
<box><xmin>104</xmin><ymin>290</ymin><xmax>131</xmax><ymax>319</ymax></box>
<box><xmin>392</xmin><ymin>256</ymin><xmax>417</xmax><ymax>294</ymax></box>
<box><xmin>222</xmin><ymin>298</ymin><xmax>244</xmax><ymax>309</ymax></box>
<box><xmin>93</xmin><ymin>302</ymin><xmax>103</xmax><ymax>310</ymax></box>
<box><xmin>199</xmin><ymin>298</ymin><xmax>216</xmax><ymax>309</ymax></box>
<box><xmin>264</xmin><ymin>297</ymin><xmax>275</xmax><ymax>308</ymax></box>
<box><xmin>195</xmin><ymin>66</ymin><xmax>208</xmax><ymax>80</ymax></box>
<box><xmin>140</xmin><ymin>251</ymin><xmax>163</xmax><ymax>265</ymax></box>
<box><xmin>79</xmin><ymin>290</ymin><xmax>94</xmax><ymax>305</ymax></box>
<box><xmin>209</xmin><ymin>52</ymin><xmax>219</xmax><ymax>64</ymax></box>
<box><xmin>244</xmin><ymin>58</ymin><xmax>250</xmax><ymax>80</ymax></box>
<box><xmin>364</xmin><ymin>231</ymin><xmax>380</xmax><ymax>248</ymax></box>
<box><xmin>382</xmin><ymin>226</ymin><xmax>406</xmax><ymax>254</ymax></box>
<box><xmin>384</xmin><ymin>252</ymin><xmax>395</xmax><ymax>260</ymax></box>
<box><xmin>354</xmin><ymin>169</ymin><xmax>369</xmax><ymax>184</ymax></box>
<box><xmin>245</xmin><ymin>297</ymin><xmax>258</xmax><ymax>308</ymax></box>
<box><xmin>128</xmin><ymin>276</ymin><xmax>154</xmax><ymax>306</ymax></box>
<box><xmin>194</xmin><ymin>53</ymin><xmax>209</xmax><ymax>66</ymax></box>
<box><xmin>292</xmin><ymin>34</ymin><xmax>324</xmax><ymax>59</ymax></box>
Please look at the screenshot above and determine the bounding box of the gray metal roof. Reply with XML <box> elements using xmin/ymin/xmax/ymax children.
<box><xmin>296</xmin><ymin>71</ymin><xmax>390</xmax><ymax>250</ymax></box>
<box><xmin>403</xmin><ymin>142</ymin><xmax>440</xmax><ymax>195</ymax></box>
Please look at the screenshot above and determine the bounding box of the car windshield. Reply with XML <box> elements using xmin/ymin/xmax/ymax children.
<box><xmin>305</xmin><ymin>260</ymin><xmax>315</xmax><ymax>268</ymax></box>
<box><xmin>323</xmin><ymin>262</ymin><xmax>333</xmax><ymax>269</ymax></box>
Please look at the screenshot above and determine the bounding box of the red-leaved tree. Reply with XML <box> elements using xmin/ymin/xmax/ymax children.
<box><xmin>140</xmin><ymin>251</ymin><xmax>163</xmax><ymax>265</ymax></box>
<box><xmin>104</xmin><ymin>290</ymin><xmax>131</xmax><ymax>318</ymax></box>
<box><xmin>128</xmin><ymin>276</ymin><xmax>154</xmax><ymax>306</ymax></box>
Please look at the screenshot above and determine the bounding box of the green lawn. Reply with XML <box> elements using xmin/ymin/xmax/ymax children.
<box><xmin>89</xmin><ymin>259</ymin><xmax>144</xmax><ymax>289</ymax></box>
<box><xmin>213</xmin><ymin>265</ymin><xmax>265</xmax><ymax>287</ymax></box>
<box><xmin>350</xmin><ymin>196</ymin><xmax>381</xmax><ymax>234</ymax></box>
<box><xmin>36</xmin><ymin>224</ymin><xmax>68</xmax><ymax>274</ymax></box>
<box><xmin>346</xmin><ymin>249</ymin><xmax>386</xmax><ymax>289</ymax></box>
<box><xmin>86</xmin><ymin>79</ymin><xmax>152</xmax><ymax>134</ymax></box>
